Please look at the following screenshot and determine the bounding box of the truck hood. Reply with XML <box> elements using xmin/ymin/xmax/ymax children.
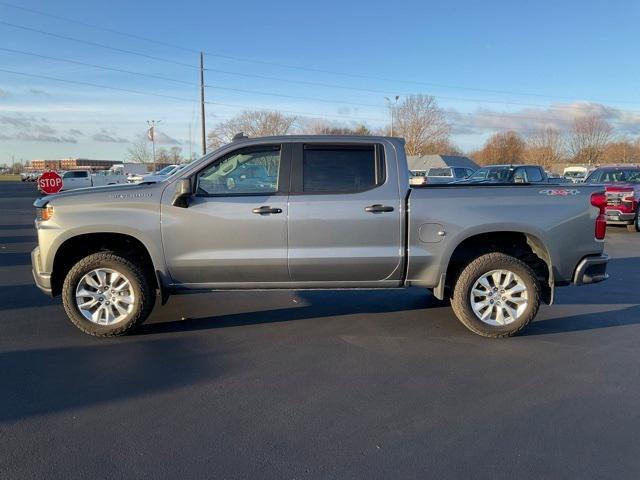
<box><xmin>34</xmin><ymin>182</ymin><xmax>161</xmax><ymax>207</ymax></box>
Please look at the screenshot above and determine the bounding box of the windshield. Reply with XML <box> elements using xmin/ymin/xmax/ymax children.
<box><xmin>586</xmin><ymin>168</ymin><xmax>640</xmax><ymax>184</ymax></box>
<box><xmin>155</xmin><ymin>165</ymin><xmax>177</xmax><ymax>175</ymax></box>
<box><xmin>427</xmin><ymin>168</ymin><xmax>452</xmax><ymax>177</ymax></box>
<box><xmin>467</xmin><ymin>166</ymin><xmax>513</xmax><ymax>182</ymax></box>
<box><xmin>564</xmin><ymin>171</ymin><xmax>586</xmax><ymax>178</ymax></box>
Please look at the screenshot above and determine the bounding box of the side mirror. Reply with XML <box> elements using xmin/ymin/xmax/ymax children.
<box><xmin>514</xmin><ymin>175</ymin><xmax>525</xmax><ymax>184</ymax></box>
<box><xmin>172</xmin><ymin>178</ymin><xmax>193</xmax><ymax>208</ymax></box>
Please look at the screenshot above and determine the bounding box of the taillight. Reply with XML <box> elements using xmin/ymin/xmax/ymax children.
<box><xmin>591</xmin><ymin>192</ymin><xmax>606</xmax><ymax>240</ymax></box>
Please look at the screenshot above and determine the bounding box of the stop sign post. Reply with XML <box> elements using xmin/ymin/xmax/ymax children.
<box><xmin>38</xmin><ymin>171</ymin><xmax>63</xmax><ymax>195</ymax></box>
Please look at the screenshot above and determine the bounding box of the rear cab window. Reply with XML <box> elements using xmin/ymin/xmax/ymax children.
<box><xmin>295</xmin><ymin>144</ymin><xmax>385</xmax><ymax>194</ymax></box>
<box><xmin>525</xmin><ymin>167</ymin><xmax>543</xmax><ymax>182</ymax></box>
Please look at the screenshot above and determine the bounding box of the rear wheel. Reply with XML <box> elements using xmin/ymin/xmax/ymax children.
<box><xmin>451</xmin><ymin>253</ymin><xmax>541</xmax><ymax>338</ymax></box>
<box><xmin>62</xmin><ymin>252</ymin><xmax>155</xmax><ymax>337</ymax></box>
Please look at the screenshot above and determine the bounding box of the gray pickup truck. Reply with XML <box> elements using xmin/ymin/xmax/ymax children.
<box><xmin>32</xmin><ymin>135</ymin><xmax>609</xmax><ymax>338</ymax></box>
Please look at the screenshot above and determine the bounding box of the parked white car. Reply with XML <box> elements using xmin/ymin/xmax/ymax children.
<box><xmin>128</xmin><ymin>164</ymin><xmax>184</xmax><ymax>183</ymax></box>
<box><xmin>61</xmin><ymin>169</ymin><xmax>127</xmax><ymax>191</ymax></box>
<box><xmin>563</xmin><ymin>166</ymin><xmax>592</xmax><ymax>183</ymax></box>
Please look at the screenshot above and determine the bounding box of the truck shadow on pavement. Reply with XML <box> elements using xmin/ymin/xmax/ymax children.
<box><xmin>139</xmin><ymin>288</ymin><xmax>445</xmax><ymax>335</ymax></box>
<box><xmin>0</xmin><ymin>338</ymin><xmax>223</xmax><ymax>423</ymax></box>
<box><xmin>525</xmin><ymin>304</ymin><xmax>640</xmax><ymax>336</ymax></box>
<box><xmin>0</xmin><ymin>284</ymin><xmax>59</xmax><ymax>310</ymax></box>
<box><xmin>139</xmin><ymin>253</ymin><xmax>640</xmax><ymax>338</ymax></box>
<box><xmin>0</xmin><ymin>252</ymin><xmax>31</xmax><ymax>268</ymax></box>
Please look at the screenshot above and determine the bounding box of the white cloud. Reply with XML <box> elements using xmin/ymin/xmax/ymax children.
<box><xmin>448</xmin><ymin>101</ymin><xmax>640</xmax><ymax>136</ymax></box>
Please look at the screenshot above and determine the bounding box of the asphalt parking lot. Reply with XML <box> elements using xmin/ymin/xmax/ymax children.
<box><xmin>2</xmin><ymin>181</ymin><xmax>640</xmax><ymax>479</ymax></box>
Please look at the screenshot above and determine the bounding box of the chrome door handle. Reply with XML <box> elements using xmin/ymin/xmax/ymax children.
<box><xmin>252</xmin><ymin>205</ymin><xmax>282</xmax><ymax>215</ymax></box>
<box><xmin>364</xmin><ymin>204</ymin><xmax>394</xmax><ymax>213</ymax></box>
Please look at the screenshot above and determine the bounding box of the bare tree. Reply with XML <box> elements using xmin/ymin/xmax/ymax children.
<box><xmin>602</xmin><ymin>138</ymin><xmax>640</xmax><ymax>164</ymax></box>
<box><xmin>310</xmin><ymin>123</ymin><xmax>372</xmax><ymax>135</ymax></box>
<box><xmin>525</xmin><ymin>128</ymin><xmax>565</xmax><ymax>169</ymax></box>
<box><xmin>207</xmin><ymin>111</ymin><xmax>297</xmax><ymax>149</ymax></box>
<box><xmin>423</xmin><ymin>139</ymin><xmax>463</xmax><ymax>156</ymax></box>
<box><xmin>126</xmin><ymin>139</ymin><xmax>152</xmax><ymax>163</ymax></box>
<box><xmin>569</xmin><ymin>115</ymin><xmax>612</xmax><ymax>165</ymax></box>
<box><xmin>472</xmin><ymin>131</ymin><xmax>526</xmax><ymax>166</ymax></box>
<box><xmin>388</xmin><ymin>95</ymin><xmax>450</xmax><ymax>156</ymax></box>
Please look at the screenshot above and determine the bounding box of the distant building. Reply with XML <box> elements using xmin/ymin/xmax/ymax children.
<box><xmin>29</xmin><ymin>158</ymin><xmax>121</xmax><ymax>171</ymax></box>
<box><xmin>407</xmin><ymin>154</ymin><xmax>478</xmax><ymax>172</ymax></box>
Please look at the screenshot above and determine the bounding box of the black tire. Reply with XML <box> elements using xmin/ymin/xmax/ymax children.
<box><xmin>451</xmin><ymin>252</ymin><xmax>541</xmax><ymax>338</ymax></box>
<box><xmin>62</xmin><ymin>252</ymin><xmax>155</xmax><ymax>337</ymax></box>
<box><xmin>627</xmin><ymin>208</ymin><xmax>640</xmax><ymax>232</ymax></box>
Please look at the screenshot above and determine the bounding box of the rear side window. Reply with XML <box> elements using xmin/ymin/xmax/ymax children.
<box><xmin>428</xmin><ymin>168</ymin><xmax>452</xmax><ymax>177</ymax></box>
<box><xmin>65</xmin><ymin>171</ymin><xmax>88</xmax><ymax>178</ymax></box>
<box><xmin>525</xmin><ymin>167</ymin><xmax>543</xmax><ymax>182</ymax></box>
<box><xmin>302</xmin><ymin>145</ymin><xmax>384</xmax><ymax>193</ymax></box>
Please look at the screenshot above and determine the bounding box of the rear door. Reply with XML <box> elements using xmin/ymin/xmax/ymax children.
<box><xmin>287</xmin><ymin>142</ymin><xmax>403</xmax><ymax>284</ymax></box>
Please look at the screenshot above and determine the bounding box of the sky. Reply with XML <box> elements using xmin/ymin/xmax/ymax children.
<box><xmin>1</xmin><ymin>0</ymin><xmax>639</xmax><ymax>162</ymax></box>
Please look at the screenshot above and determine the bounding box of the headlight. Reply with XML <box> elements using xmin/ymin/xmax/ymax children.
<box><xmin>36</xmin><ymin>204</ymin><xmax>54</xmax><ymax>221</ymax></box>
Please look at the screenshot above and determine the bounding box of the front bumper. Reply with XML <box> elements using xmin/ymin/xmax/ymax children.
<box><xmin>573</xmin><ymin>253</ymin><xmax>609</xmax><ymax>285</ymax></box>
<box><xmin>31</xmin><ymin>246</ymin><xmax>53</xmax><ymax>296</ymax></box>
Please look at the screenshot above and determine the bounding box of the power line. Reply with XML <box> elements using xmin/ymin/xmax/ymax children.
<box><xmin>0</xmin><ymin>0</ymin><xmax>199</xmax><ymax>54</ymax></box>
<box><xmin>7</xmin><ymin>45</ymin><xmax>640</xmax><ymax>121</ymax></box>
<box><xmin>1</xmin><ymin>1</ymin><xmax>639</xmax><ymax>106</ymax></box>
<box><xmin>0</xmin><ymin>68</ymin><xmax>199</xmax><ymax>102</ymax></box>
<box><xmin>0</xmin><ymin>47</ymin><xmax>198</xmax><ymax>86</ymax></box>
<box><xmin>2</xmin><ymin>67</ymin><xmax>639</xmax><ymax>133</ymax></box>
<box><xmin>0</xmin><ymin>21</ymin><xmax>199</xmax><ymax>69</ymax></box>
<box><xmin>0</xmin><ymin>68</ymin><xmax>388</xmax><ymax>122</ymax></box>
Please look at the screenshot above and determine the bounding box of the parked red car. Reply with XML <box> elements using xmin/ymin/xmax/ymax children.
<box><xmin>585</xmin><ymin>165</ymin><xmax>640</xmax><ymax>232</ymax></box>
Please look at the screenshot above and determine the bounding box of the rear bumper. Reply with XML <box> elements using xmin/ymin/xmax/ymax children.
<box><xmin>605</xmin><ymin>210</ymin><xmax>635</xmax><ymax>222</ymax></box>
<box><xmin>31</xmin><ymin>246</ymin><xmax>53</xmax><ymax>296</ymax></box>
<box><xmin>573</xmin><ymin>253</ymin><xmax>609</xmax><ymax>285</ymax></box>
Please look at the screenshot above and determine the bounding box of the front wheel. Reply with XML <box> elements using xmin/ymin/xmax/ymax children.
<box><xmin>62</xmin><ymin>252</ymin><xmax>155</xmax><ymax>337</ymax></box>
<box><xmin>451</xmin><ymin>253</ymin><xmax>541</xmax><ymax>338</ymax></box>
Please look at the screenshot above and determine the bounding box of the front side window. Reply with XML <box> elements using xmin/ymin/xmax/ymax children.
<box><xmin>302</xmin><ymin>146</ymin><xmax>383</xmax><ymax>193</ymax></box>
<box><xmin>197</xmin><ymin>146</ymin><xmax>280</xmax><ymax>195</ymax></box>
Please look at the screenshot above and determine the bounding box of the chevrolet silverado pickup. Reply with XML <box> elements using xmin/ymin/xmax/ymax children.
<box><xmin>584</xmin><ymin>165</ymin><xmax>640</xmax><ymax>232</ymax></box>
<box><xmin>32</xmin><ymin>135</ymin><xmax>609</xmax><ymax>338</ymax></box>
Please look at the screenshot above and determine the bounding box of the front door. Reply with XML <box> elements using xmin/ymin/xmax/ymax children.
<box><xmin>161</xmin><ymin>144</ymin><xmax>291</xmax><ymax>286</ymax></box>
<box><xmin>287</xmin><ymin>142</ymin><xmax>403</xmax><ymax>284</ymax></box>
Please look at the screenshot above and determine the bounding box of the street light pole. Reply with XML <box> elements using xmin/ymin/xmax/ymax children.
<box><xmin>384</xmin><ymin>96</ymin><xmax>400</xmax><ymax>137</ymax></box>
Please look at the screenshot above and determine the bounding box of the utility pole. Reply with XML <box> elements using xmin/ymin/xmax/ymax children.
<box><xmin>384</xmin><ymin>96</ymin><xmax>400</xmax><ymax>137</ymax></box>
<box><xmin>200</xmin><ymin>52</ymin><xmax>206</xmax><ymax>156</ymax></box>
<box><xmin>147</xmin><ymin>120</ymin><xmax>160</xmax><ymax>172</ymax></box>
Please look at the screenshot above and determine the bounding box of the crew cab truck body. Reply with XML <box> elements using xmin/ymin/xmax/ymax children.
<box><xmin>32</xmin><ymin>135</ymin><xmax>609</xmax><ymax>338</ymax></box>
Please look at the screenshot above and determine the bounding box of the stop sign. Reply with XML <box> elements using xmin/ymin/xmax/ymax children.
<box><xmin>38</xmin><ymin>171</ymin><xmax>63</xmax><ymax>195</ymax></box>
